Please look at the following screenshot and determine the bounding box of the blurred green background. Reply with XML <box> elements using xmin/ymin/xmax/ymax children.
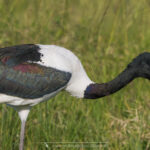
<box><xmin>0</xmin><ymin>0</ymin><xmax>150</xmax><ymax>149</ymax></box>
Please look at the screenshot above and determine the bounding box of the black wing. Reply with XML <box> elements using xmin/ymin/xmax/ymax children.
<box><xmin>0</xmin><ymin>44</ymin><xmax>42</xmax><ymax>66</ymax></box>
<box><xmin>0</xmin><ymin>44</ymin><xmax>71</xmax><ymax>99</ymax></box>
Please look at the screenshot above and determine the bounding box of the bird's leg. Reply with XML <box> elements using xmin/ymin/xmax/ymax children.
<box><xmin>17</xmin><ymin>108</ymin><xmax>30</xmax><ymax>150</ymax></box>
<box><xmin>19</xmin><ymin>120</ymin><xmax>26</xmax><ymax>150</ymax></box>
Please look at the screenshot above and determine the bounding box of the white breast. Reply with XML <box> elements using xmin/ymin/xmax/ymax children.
<box><xmin>37</xmin><ymin>45</ymin><xmax>93</xmax><ymax>98</ymax></box>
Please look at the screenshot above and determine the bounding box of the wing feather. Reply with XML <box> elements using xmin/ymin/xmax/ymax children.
<box><xmin>0</xmin><ymin>44</ymin><xmax>42</xmax><ymax>66</ymax></box>
<box><xmin>0</xmin><ymin>44</ymin><xmax>71</xmax><ymax>99</ymax></box>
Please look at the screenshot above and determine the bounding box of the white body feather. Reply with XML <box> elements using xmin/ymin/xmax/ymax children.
<box><xmin>0</xmin><ymin>45</ymin><xmax>93</xmax><ymax>107</ymax></box>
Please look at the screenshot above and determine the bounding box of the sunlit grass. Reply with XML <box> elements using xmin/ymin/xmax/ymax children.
<box><xmin>0</xmin><ymin>0</ymin><xmax>150</xmax><ymax>149</ymax></box>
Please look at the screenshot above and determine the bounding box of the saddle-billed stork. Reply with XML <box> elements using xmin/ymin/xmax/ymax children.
<box><xmin>0</xmin><ymin>44</ymin><xmax>150</xmax><ymax>150</ymax></box>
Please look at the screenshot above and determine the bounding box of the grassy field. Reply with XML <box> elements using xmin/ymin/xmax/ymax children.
<box><xmin>0</xmin><ymin>0</ymin><xmax>150</xmax><ymax>149</ymax></box>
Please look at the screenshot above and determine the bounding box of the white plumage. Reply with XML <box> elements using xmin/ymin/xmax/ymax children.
<box><xmin>37</xmin><ymin>45</ymin><xmax>93</xmax><ymax>98</ymax></box>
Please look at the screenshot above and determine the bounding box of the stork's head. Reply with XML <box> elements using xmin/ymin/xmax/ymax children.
<box><xmin>127</xmin><ymin>52</ymin><xmax>150</xmax><ymax>79</ymax></box>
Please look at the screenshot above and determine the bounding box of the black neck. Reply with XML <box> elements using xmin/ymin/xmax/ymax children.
<box><xmin>84</xmin><ymin>67</ymin><xmax>136</xmax><ymax>99</ymax></box>
<box><xmin>84</xmin><ymin>52</ymin><xmax>150</xmax><ymax>99</ymax></box>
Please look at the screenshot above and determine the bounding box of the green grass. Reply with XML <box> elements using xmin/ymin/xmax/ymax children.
<box><xmin>0</xmin><ymin>0</ymin><xmax>150</xmax><ymax>149</ymax></box>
